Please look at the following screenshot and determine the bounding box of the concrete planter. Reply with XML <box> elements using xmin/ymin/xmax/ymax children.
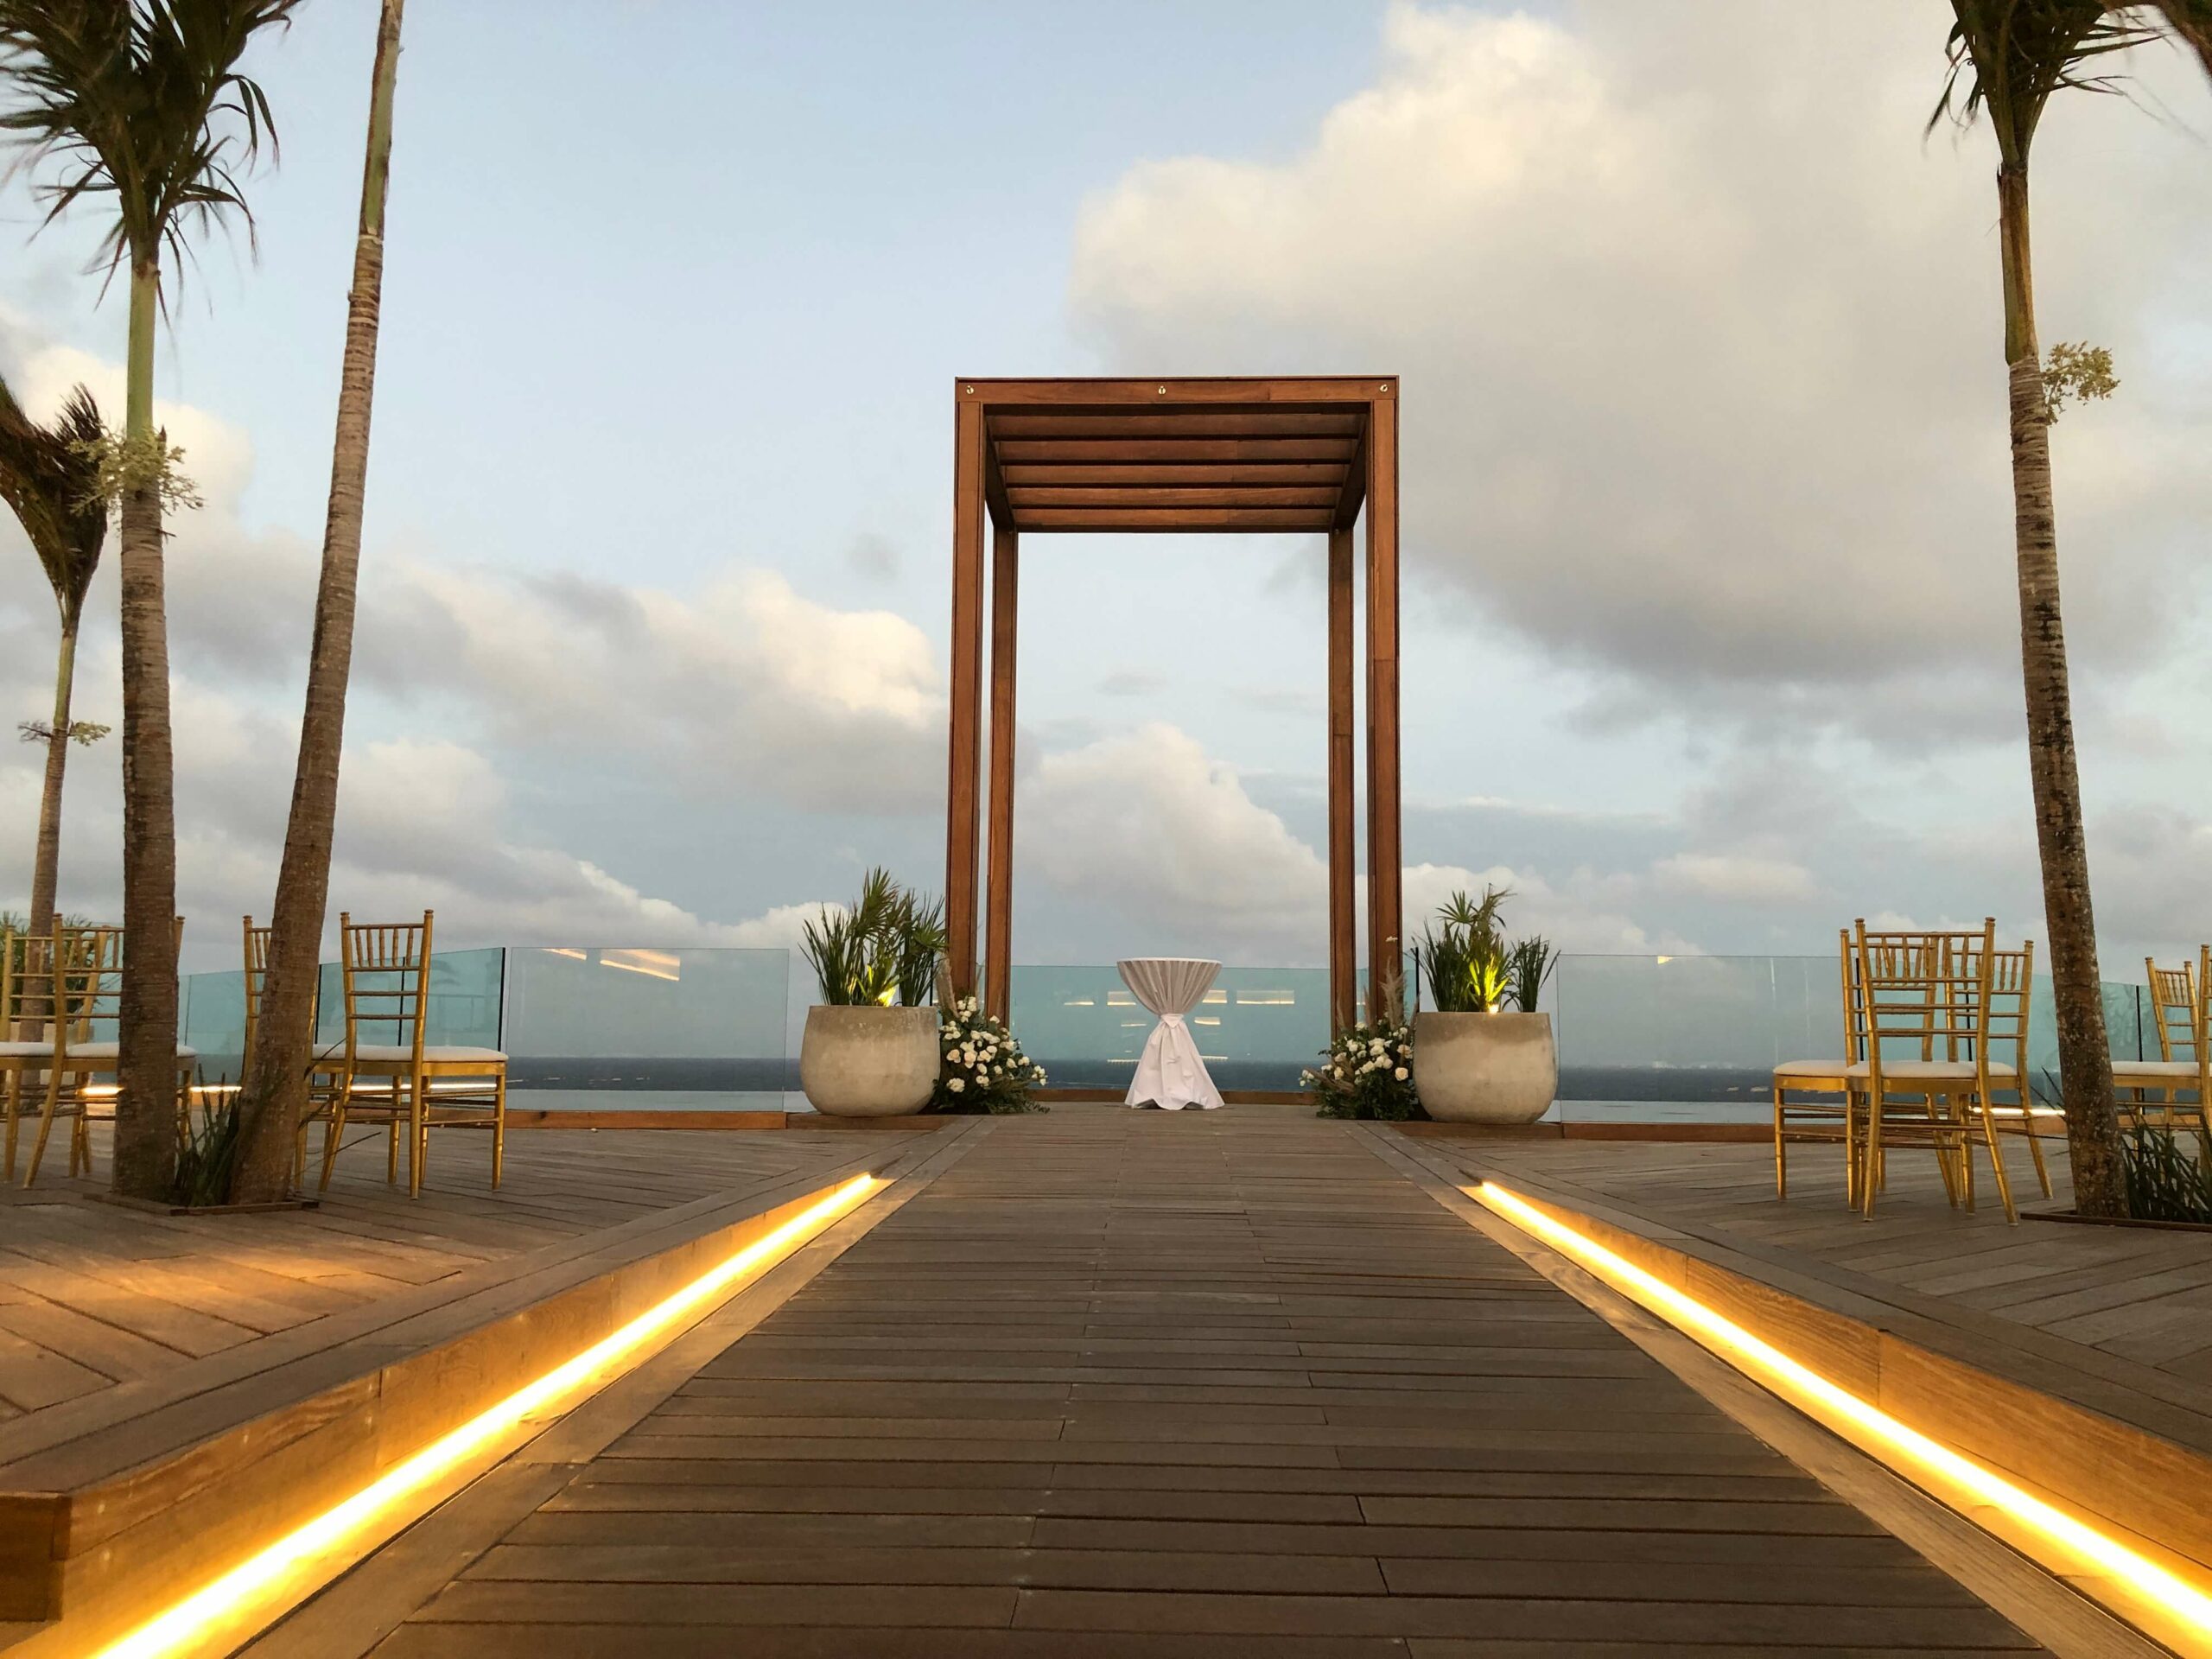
<box><xmin>799</xmin><ymin>1004</ymin><xmax>940</xmax><ymax>1117</ymax></box>
<box><xmin>1413</xmin><ymin>1010</ymin><xmax>1556</xmax><ymax>1124</ymax></box>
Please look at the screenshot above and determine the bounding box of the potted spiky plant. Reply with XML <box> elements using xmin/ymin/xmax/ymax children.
<box><xmin>1410</xmin><ymin>886</ymin><xmax>1558</xmax><ymax>1124</ymax></box>
<box><xmin>797</xmin><ymin>869</ymin><xmax>947</xmax><ymax>1117</ymax></box>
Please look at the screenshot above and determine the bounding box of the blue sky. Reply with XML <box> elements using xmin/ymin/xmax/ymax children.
<box><xmin>1</xmin><ymin>2</ymin><xmax>2208</xmax><ymax>975</ymax></box>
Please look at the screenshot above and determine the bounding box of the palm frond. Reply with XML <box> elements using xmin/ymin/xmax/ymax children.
<box><xmin>0</xmin><ymin>368</ymin><xmax>106</xmax><ymax>620</ymax></box>
<box><xmin>1932</xmin><ymin>1</ymin><xmax>2174</xmax><ymax>157</ymax></box>
<box><xmin>0</xmin><ymin>0</ymin><xmax>302</xmax><ymax>281</ymax></box>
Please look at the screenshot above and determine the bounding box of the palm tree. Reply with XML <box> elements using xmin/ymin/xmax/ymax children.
<box><xmin>0</xmin><ymin>375</ymin><xmax>108</xmax><ymax>954</ymax></box>
<box><xmin>0</xmin><ymin>0</ymin><xmax>302</xmax><ymax>1198</ymax></box>
<box><xmin>231</xmin><ymin>0</ymin><xmax>404</xmax><ymax>1203</ymax></box>
<box><xmin>1934</xmin><ymin>1</ymin><xmax>2210</xmax><ymax>1217</ymax></box>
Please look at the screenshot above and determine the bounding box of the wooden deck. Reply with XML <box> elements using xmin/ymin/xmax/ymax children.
<box><xmin>278</xmin><ymin>1109</ymin><xmax>2061</xmax><ymax>1656</ymax></box>
<box><xmin>1421</xmin><ymin>1136</ymin><xmax>2212</xmax><ymax>1388</ymax></box>
<box><xmin>0</xmin><ymin>1122</ymin><xmax>877</xmax><ymax>1444</ymax></box>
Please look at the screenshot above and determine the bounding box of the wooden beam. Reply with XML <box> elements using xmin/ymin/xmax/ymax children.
<box><xmin>957</xmin><ymin>376</ymin><xmax>1385</xmax><ymax>405</ymax></box>
<box><xmin>1001</xmin><ymin>462</ymin><xmax>1349</xmax><ymax>486</ymax></box>
<box><xmin>1328</xmin><ymin>525</ymin><xmax>1357</xmax><ymax>1037</ymax></box>
<box><xmin>1013</xmin><ymin>507</ymin><xmax>1335</xmax><ymax>532</ymax></box>
<box><xmin>995</xmin><ymin>438</ymin><xmax>1356</xmax><ymax>464</ymax></box>
<box><xmin>984</xmin><ymin>524</ymin><xmax>1018</xmax><ymax>1024</ymax></box>
<box><xmin>1006</xmin><ymin>486</ymin><xmax>1339</xmax><ymax>509</ymax></box>
<box><xmin>989</xmin><ymin>412</ymin><xmax>1363</xmax><ymax>439</ymax></box>
<box><xmin>946</xmin><ymin>395</ymin><xmax>987</xmax><ymax>1000</ymax></box>
<box><xmin>1364</xmin><ymin>391</ymin><xmax>1403</xmax><ymax>1022</ymax></box>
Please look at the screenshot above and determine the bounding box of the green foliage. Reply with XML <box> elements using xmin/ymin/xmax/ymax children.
<box><xmin>2042</xmin><ymin>340</ymin><xmax>2117</xmax><ymax>420</ymax></box>
<box><xmin>1308</xmin><ymin>1014</ymin><xmax>1421</xmax><ymax>1121</ymax></box>
<box><xmin>1507</xmin><ymin>934</ymin><xmax>1558</xmax><ymax>1018</ymax></box>
<box><xmin>2118</xmin><ymin>1121</ymin><xmax>2212</xmax><ymax>1225</ymax></box>
<box><xmin>932</xmin><ymin>993</ymin><xmax>1047</xmax><ymax>1114</ymax></box>
<box><xmin>799</xmin><ymin>868</ymin><xmax>944</xmax><ymax>1007</ymax></box>
<box><xmin>169</xmin><ymin>1077</ymin><xmax>243</xmax><ymax>1207</ymax></box>
<box><xmin>1414</xmin><ymin>886</ymin><xmax>1553</xmax><ymax>1014</ymax></box>
<box><xmin>73</xmin><ymin>425</ymin><xmax>201</xmax><ymax>512</ymax></box>
<box><xmin>0</xmin><ymin>0</ymin><xmax>303</xmax><ymax>276</ymax></box>
<box><xmin>0</xmin><ymin>375</ymin><xmax>105</xmax><ymax>621</ymax></box>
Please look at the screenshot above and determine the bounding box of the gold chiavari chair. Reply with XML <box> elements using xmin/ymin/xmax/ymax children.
<box><xmin>1772</xmin><ymin>929</ymin><xmax>1866</xmax><ymax>1205</ymax></box>
<box><xmin>10</xmin><ymin>922</ymin><xmax>198</xmax><ymax>1186</ymax></box>
<box><xmin>0</xmin><ymin>927</ymin><xmax>59</xmax><ymax>1180</ymax></box>
<box><xmin>320</xmin><ymin>912</ymin><xmax>506</xmax><ymax>1197</ymax></box>
<box><xmin>242</xmin><ymin>917</ymin><xmax>351</xmax><ymax>1190</ymax></box>
<box><xmin>2112</xmin><ymin>949</ymin><xmax>2209</xmax><ymax>1140</ymax></box>
<box><xmin>1970</xmin><ymin>942</ymin><xmax>2049</xmax><ymax>1202</ymax></box>
<box><xmin>1850</xmin><ymin>918</ymin><xmax>2019</xmax><ymax>1224</ymax></box>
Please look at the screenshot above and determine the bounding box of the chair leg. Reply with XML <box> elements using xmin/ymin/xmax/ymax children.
<box><xmin>23</xmin><ymin>1071</ymin><xmax>64</xmax><ymax>1188</ymax></box>
<box><xmin>3</xmin><ymin>1069</ymin><xmax>19</xmax><ymax>1183</ymax></box>
<box><xmin>388</xmin><ymin>1077</ymin><xmax>402</xmax><ymax>1185</ymax></box>
<box><xmin>491</xmin><ymin>1071</ymin><xmax>506</xmax><ymax>1191</ymax></box>
<box><xmin>2021</xmin><ymin>1102</ymin><xmax>2053</xmax><ymax>1198</ymax></box>
<box><xmin>1861</xmin><ymin>1097</ymin><xmax>1882</xmax><ymax>1219</ymax></box>
<box><xmin>1772</xmin><ymin>1086</ymin><xmax>1788</xmax><ymax>1199</ymax></box>
<box><xmin>409</xmin><ymin>1071</ymin><xmax>426</xmax><ymax>1198</ymax></box>
<box><xmin>1976</xmin><ymin>1097</ymin><xmax>2018</xmax><ymax>1224</ymax></box>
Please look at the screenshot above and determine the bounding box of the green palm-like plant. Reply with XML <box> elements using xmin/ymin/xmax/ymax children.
<box><xmin>0</xmin><ymin>0</ymin><xmax>302</xmax><ymax>1198</ymax></box>
<box><xmin>0</xmin><ymin>374</ymin><xmax>108</xmax><ymax>957</ymax></box>
<box><xmin>1416</xmin><ymin>886</ymin><xmax>1513</xmax><ymax>1014</ymax></box>
<box><xmin>1931</xmin><ymin>0</ymin><xmax>2210</xmax><ymax>1217</ymax></box>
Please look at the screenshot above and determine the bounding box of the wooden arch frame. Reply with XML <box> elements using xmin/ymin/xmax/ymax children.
<box><xmin>944</xmin><ymin>375</ymin><xmax>1404</xmax><ymax>1037</ymax></box>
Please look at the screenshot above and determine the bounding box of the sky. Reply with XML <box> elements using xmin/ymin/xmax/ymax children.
<box><xmin>0</xmin><ymin>0</ymin><xmax>2207</xmax><ymax>976</ymax></box>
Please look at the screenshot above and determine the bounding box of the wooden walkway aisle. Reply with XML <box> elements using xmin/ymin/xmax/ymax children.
<box><xmin>349</xmin><ymin>1109</ymin><xmax>2046</xmax><ymax>1656</ymax></box>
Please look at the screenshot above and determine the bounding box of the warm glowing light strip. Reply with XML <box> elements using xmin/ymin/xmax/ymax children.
<box><xmin>96</xmin><ymin>1173</ymin><xmax>879</xmax><ymax>1659</ymax></box>
<box><xmin>1469</xmin><ymin>1181</ymin><xmax>2212</xmax><ymax>1649</ymax></box>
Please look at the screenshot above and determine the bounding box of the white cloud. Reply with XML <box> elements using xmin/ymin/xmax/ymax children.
<box><xmin>1651</xmin><ymin>851</ymin><xmax>1821</xmax><ymax>906</ymax></box>
<box><xmin>1070</xmin><ymin>2</ymin><xmax>2212</xmax><ymax>740</ymax></box>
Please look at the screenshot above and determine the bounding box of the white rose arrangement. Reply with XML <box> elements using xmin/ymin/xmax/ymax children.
<box><xmin>932</xmin><ymin>995</ymin><xmax>1047</xmax><ymax>1114</ymax></box>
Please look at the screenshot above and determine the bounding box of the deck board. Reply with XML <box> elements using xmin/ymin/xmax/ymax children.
<box><xmin>361</xmin><ymin>1109</ymin><xmax>2047</xmax><ymax>1654</ymax></box>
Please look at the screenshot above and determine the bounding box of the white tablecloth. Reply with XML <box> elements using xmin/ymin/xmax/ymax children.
<box><xmin>1119</xmin><ymin>957</ymin><xmax>1224</xmax><ymax>1112</ymax></box>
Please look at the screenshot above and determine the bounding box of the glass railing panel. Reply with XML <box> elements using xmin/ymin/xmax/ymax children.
<box><xmin>180</xmin><ymin>969</ymin><xmax>247</xmax><ymax>1082</ymax></box>
<box><xmin>499</xmin><ymin>946</ymin><xmax>791</xmax><ymax>1108</ymax></box>
<box><xmin>1010</xmin><ymin>964</ymin><xmax>1330</xmax><ymax>1092</ymax></box>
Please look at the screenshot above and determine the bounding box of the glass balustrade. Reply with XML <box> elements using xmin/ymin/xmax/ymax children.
<box><xmin>171</xmin><ymin>947</ymin><xmax>2166</xmax><ymax>1121</ymax></box>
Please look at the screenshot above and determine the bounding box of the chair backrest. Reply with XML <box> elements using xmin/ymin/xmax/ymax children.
<box><xmin>1853</xmin><ymin>918</ymin><xmax>1995</xmax><ymax>1076</ymax></box>
<box><xmin>2147</xmin><ymin>955</ymin><xmax>2198</xmax><ymax>1065</ymax></box>
<box><xmin>340</xmin><ymin>911</ymin><xmax>435</xmax><ymax>1065</ymax></box>
<box><xmin>50</xmin><ymin>925</ymin><xmax>124</xmax><ymax>1062</ymax></box>
<box><xmin>1983</xmin><ymin>940</ymin><xmax>2035</xmax><ymax>1087</ymax></box>
<box><xmin>1838</xmin><ymin>927</ymin><xmax>1866</xmax><ymax>1063</ymax></box>
<box><xmin>243</xmin><ymin>915</ymin><xmax>272</xmax><ymax>1056</ymax></box>
<box><xmin>0</xmin><ymin>928</ymin><xmax>56</xmax><ymax>1039</ymax></box>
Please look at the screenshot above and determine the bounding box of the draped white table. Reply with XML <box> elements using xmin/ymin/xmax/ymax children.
<box><xmin>1118</xmin><ymin>957</ymin><xmax>1225</xmax><ymax>1112</ymax></box>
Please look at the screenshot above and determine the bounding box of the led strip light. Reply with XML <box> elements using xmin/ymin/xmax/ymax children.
<box><xmin>1469</xmin><ymin>1180</ymin><xmax>2212</xmax><ymax>1657</ymax></box>
<box><xmin>94</xmin><ymin>1173</ymin><xmax>880</xmax><ymax>1659</ymax></box>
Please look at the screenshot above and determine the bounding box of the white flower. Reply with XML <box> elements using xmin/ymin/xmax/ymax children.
<box><xmin>1394</xmin><ymin>1066</ymin><xmax>1408</xmax><ymax>1082</ymax></box>
<box><xmin>947</xmin><ymin>1077</ymin><xmax>965</xmax><ymax>1093</ymax></box>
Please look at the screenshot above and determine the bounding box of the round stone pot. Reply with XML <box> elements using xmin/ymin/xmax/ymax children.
<box><xmin>1412</xmin><ymin>1010</ymin><xmax>1557</xmax><ymax>1125</ymax></box>
<box><xmin>799</xmin><ymin>1004</ymin><xmax>940</xmax><ymax>1117</ymax></box>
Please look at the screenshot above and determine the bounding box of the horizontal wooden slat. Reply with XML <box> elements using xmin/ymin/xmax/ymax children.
<box><xmin>1013</xmin><ymin>507</ymin><xmax>1338</xmax><ymax>532</ymax></box>
<box><xmin>959</xmin><ymin>376</ymin><xmax>1393</xmax><ymax>405</ymax></box>
<box><xmin>995</xmin><ymin>439</ymin><xmax>1357</xmax><ymax>464</ymax></box>
<box><xmin>989</xmin><ymin>413</ymin><xmax>1363</xmax><ymax>439</ymax></box>
<box><xmin>1006</xmin><ymin>486</ymin><xmax>1340</xmax><ymax>509</ymax></box>
<box><xmin>999</xmin><ymin>462</ymin><xmax>1350</xmax><ymax>486</ymax></box>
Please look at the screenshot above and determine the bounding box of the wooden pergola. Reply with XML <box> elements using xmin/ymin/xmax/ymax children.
<box><xmin>945</xmin><ymin>375</ymin><xmax>1403</xmax><ymax>1035</ymax></box>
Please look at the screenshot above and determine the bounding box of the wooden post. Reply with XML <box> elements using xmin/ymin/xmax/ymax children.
<box><xmin>1364</xmin><ymin>390</ymin><xmax>1403</xmax><ymax>1021</ymax></box>
<box><xmin>946</xmin><ymin>393</ymin><xmax>987</xmax><ymax>1000</ymax></box>
<box><xmin>1326</xmin><ymin>526</ymin><xmax>1357</xmax><ymax>1034</ymax></box>
<box><xmin>984</xmin><ymin>522</ymin><xmax>1019</xmax><ymax>1022</ymax></box>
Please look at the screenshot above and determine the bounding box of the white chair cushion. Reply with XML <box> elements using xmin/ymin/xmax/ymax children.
<box><xmin>345</xmin><ymin>1044</ymin><xmax>505</xmax><ymax>1065</ymax></box>
<box><xmin>2112</xmin><ymin>1059</ymin><xmax>2202</xmax><ymax>1081</ymax></box>
<box><xmin>1842</xmin><ymin>1058</ymin><xmax>2016</xmax><ymax>1082</ymax></box>
<box><xmin>1773</xmin><ymin>1058</ymin><xmax>1847</xmax><ymax>1079</ymax></box>
<box><xmin>0</xmin><ymin>1040</ymin><xmax>197</xmax><ymax>1061</ymax></box>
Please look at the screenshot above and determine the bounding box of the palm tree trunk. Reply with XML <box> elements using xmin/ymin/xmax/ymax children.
<box><xmin>232</xmin><ymin>0</ymin><xmax>404</xmax><ymax>1202</ymax></box>
<box><xmin>112</xmin><ymin>257</ymin><xmax>180</xmax><ymax>1200</ymax></box>
<box><xmin>1996</xmin><ymin>160</ymin><xmax>2126</xmax><ymax>1217</ymax></box>
<box><xmin>27</xmin><ymin>607</ymin><xmax>80</xmax><ymax>941</ymax></box>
